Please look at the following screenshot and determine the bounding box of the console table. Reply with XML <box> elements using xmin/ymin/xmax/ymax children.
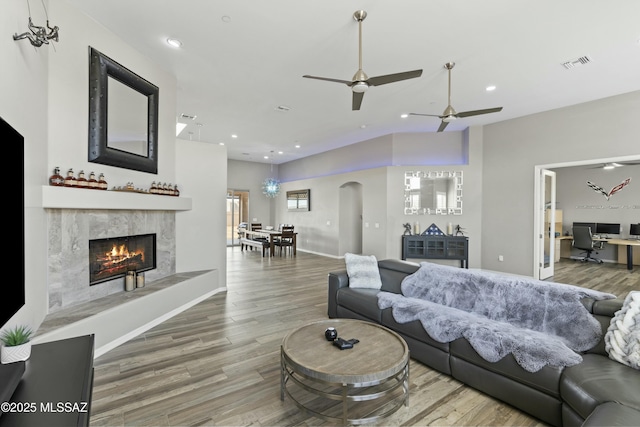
<box><xmin>401</xmin><ymin>235</ymin><xmax>469</xmax><ymax>268</ymax></box>
<box><xmin>0</xmin><ymin>335</ymin><xmax>94</xmax><ymax>427</ymax></box>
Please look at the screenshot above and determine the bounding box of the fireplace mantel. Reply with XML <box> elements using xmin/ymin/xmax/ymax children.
<box><xmin>42</xmin><ymin>186</ymin><xmax>192</xmax><ymax>211</ymax></box>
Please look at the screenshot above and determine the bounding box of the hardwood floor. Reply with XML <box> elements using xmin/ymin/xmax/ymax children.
<box><xmin>90</xmin><ymin>250</ymin><xmax>640</xmax><ymax>426</ymax></box>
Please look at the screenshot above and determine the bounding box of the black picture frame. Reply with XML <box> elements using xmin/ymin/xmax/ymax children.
<box><xmin>287</xmin><ymin>189</ymin><xmax>311</xmax><ymax>212</ymax></box>
<box><xmin>88</xmin><ymin>47</ymin><xmax>159</xmax><ymax>174</ymax></box>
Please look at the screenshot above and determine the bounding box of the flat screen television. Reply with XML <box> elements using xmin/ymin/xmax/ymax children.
<box><xmin>630</xmin><ymin>223</ymin><xmax>640</xmax><ymax>237</ymax></box>
<box><xmin>0</xmin><ymin>116</ymin><xmax>25</xmax><ymax>327</ymax></box>
<box><xmin>595</xmin><ymin>223</ymin><xmax>620</xmax><ymax>235</ymax></box>
<box><xmin>572</xmin><ymin>222</ymin><xmax>596</xmax><ymax>234</ymax></box>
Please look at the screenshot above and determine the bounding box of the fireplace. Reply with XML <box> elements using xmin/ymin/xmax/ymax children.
<box><xmin>89</xmin><ymin>233</ymin><xmax>156</xmax><ymax>285</ymax></box>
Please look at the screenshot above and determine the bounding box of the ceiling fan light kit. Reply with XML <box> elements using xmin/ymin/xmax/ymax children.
<box><xmin>303</xmin><ymin>10</ymin><xmax>422</xmax><ymax>111</ymax></box>
<box><xmin>409</xmin><ymin>62</ymin><xmax>504</xmax><ymax>132</ymax></box>
<box><xmin>352</xmin><ymin>82</ymin><xmax>368</xmax><ymax>93</ymax></box>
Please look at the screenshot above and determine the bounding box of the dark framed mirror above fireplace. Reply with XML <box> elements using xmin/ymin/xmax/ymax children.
<box><xmin>89</xmin><ymin>233</ymin><xmax>156</xmax><ymax>286</ymax></box>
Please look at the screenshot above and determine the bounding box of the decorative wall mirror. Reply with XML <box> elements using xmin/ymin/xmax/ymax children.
<box><xmin>88</xmin><ymin>47</ymin><xmax>159</xmax><ymax>174</ymax></box>
<box><xmin>404</xmin><ymin>171</ymin><xmax>463</xmax><ymax>215</ymax></box>
<box><xmin>287</xmin><ymin>189</ymin><xmax>310</xmax><ymax>211</ymax></box>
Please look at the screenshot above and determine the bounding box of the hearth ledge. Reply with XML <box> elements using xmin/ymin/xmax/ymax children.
<box><xmin>41</xmin><ymin>185</ymin><xmax>192</xmax><ymax>211</ymax></box>
<box><xmin>33</xmin><ymin>270</ymin><xmax>223</xmax><ymax>358</ymax></box>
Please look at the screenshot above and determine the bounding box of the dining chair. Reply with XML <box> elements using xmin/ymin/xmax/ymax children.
<box><xmin>250</xmin><ymin>223</ymin><xmax>268</xmax><ymax>245</ymax></box>
<box><xmin>275</xmin><ymin>230</ymin><xmax>295</xmax><ymax>256</ymax></box>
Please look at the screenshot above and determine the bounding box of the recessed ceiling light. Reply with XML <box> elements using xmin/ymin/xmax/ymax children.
<box><xmin>295</xmin><ymin>145</ymin><xmax>300</xmax><ymax>148</ymax></box>
<box><xmin>400</xmin><ymin>113</ymin><xmax>409</xmax><ymax>118</ymax></box>
<box><xmin>360</xmin><ymin>124</ymin><xmax>367</xmax><ymax>129</ymax></box>
<box><xmin>264</xmin><ymin>155</ymin><xmax>269</xmax><ymax>159</ymax></box>
<box><xmin>278</xmin><ymin>151</ymin><xmax>283</xmax><ymax>155</ymax></box>
<box><xmin>486</xmin><ymin>85</ymin><xmax>496</xmax><ymax>91</ymax></box>
<box><xmin>231</xmin><ymin>134</ymin><xmax>238</xmax><ymax>138</ymax></box>
<box><xmin>167</xmin><ymin>38</ymin><xmax>182</xmax><ymax>48</ymax></box>
<box><xmin>219</xmin><ymin>142</ymin><xmax>225</xmax><ymax>146</ymax></box>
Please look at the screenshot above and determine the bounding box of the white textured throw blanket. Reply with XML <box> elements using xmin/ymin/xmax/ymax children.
<box><xmin>377</xmin><ymin>262</ymin><xmax>616</xmax><ymax>372</ymax></box>
<box><xmin>605</xmin><ymin>291</ymin><xmax>640</xmax><ymax>370</ymax></box>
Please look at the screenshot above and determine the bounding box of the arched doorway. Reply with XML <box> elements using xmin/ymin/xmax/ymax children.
<box><xmin>339</xmin><ymin>182</ymin><xmax>363</xmax><ymax>255</ymax></box>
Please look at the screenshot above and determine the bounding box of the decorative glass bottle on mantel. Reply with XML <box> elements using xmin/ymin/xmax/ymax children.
<box><xmin>49</xmin><ymin>167</ymin><xmax>64</xmax><ymax>186</ymax></box>
<box><xmin>88</xmin><ymin>172</ymin><xmax>98</xmax><ymax>189</ymax></box>
<box><xmin>98</xmin><ymin>173</ymin><xmax>108</xmax><ymax>190</ymax></box>
<box><xmin>64</xmin><ymin>168</ymin><xmax>77</xmax><ymax>187</ymax></box>
<box><xmin>76</xmin><ymin>170</ymin><xmax>88</xmax><ymax>188</ymax></box>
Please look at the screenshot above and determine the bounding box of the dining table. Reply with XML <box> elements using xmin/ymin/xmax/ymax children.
<box><xmin>240</xmin><ymin>229</ymin><xmax>297</xmax><ymax>257</ymax></box>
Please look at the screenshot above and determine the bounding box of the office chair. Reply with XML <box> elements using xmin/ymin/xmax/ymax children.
<box><xmin>572</xmin><ymin>226</ymin><xmax>603</xmax><ymax>264</ymax></box>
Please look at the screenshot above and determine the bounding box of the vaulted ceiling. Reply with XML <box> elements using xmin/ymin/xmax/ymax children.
<box><xmin>68</xmin><ymin>0</ymin><xmax>640</xmax><ymax>164</ymax></box>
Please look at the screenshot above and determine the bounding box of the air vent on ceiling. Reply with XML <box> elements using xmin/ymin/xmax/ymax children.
<box><xmin>561</xmin><ymin>55</ymin><xmax>592</xmax><ymax>69</ymax></box>
<box><xmin>275</xmin><ymin>105</ymin><xmax>291</xmax><ymax>112</ymax></box>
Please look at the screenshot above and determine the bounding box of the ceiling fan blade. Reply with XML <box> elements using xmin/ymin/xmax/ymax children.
<box><xmin>437</xmin><ymin>121</ymin><xmax>449</xmax><ymax>132</ymax></box>
<box><xmin>352</xmin><ymin>92</ymin><xmax>365</xmax><ymax>110</ymax></box>
<box><xmin>367</xmin><ymin>69</ymin><xmax>423</xmax><ymax>86</ymax></box>
<box><xmin>408</xmin><ymin>113</ymin><xmax>443</xmax><ymax>118</ymax></box>
<box><xmin>456</xmin><ymin>107</ymin><xmax>503</xmax><ymax>118</ymax></box>
<box><xmin>302</xmin><ymin>75</ymin><xmax>352</xmax><ymax>85</ymax></box>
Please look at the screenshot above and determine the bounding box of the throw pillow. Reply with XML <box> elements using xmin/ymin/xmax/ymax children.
<box><xmin>605</xmin><ymin>291</ymin><xmax>640</xmax><ymax>370</ymax></box>
<box><xmin>344</xmin><ymin>253</ymin><xmax>382</xmax><ymax>289</ymax></box>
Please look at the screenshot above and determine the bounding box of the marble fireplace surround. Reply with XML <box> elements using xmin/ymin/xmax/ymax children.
<box><xmin>37</xmin><ymin>187</ymin><xmax>225</xmax><ymax>358</ymax></box>
<box><xmin>43</xmin><ymin>186</ymin><xmax>192</xmax><ymax>313</ymax></box>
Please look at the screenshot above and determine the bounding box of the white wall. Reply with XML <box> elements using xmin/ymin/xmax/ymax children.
<box><xmin>267</xmin><ymin>128</ymin><xmax>484</xmax><ymax>267</ymax></box>
<box><xmin>4</xmin><ymin>0</ymin><xmax>227</xmax><ymax>334</ymax></box>
<box><xmin>227</xmin><ymin>159</ymin><xmax>278</xmax><ymax>226</ymax></box>
<box><xmin>555</xmin><ymin>164</ymin><xmax>639</xmax><ymax>236</ymax></box>
<box><xmin>48</xmin><ymin>0</ymin><xmax>177</xmax><ymax>187</ymax></box>
<box><xmin>176</xmin><ymin>139</ymin><xmax>227</xmax><ymax>284</ymax></box>
<box><xmin>3</xmin><ymin>0</ymin><xmax>50</xmax><ymax>329</ymax></box>
<box><xmin>482</xmin><ymin>91</ymin><xmax>640</xmax><ymax>275</ymax></box>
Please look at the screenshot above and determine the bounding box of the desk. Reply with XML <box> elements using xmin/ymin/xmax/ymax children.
<box><xmin>607</xmin><ymin>238</ymin><xmax>640</xmax><ymax>270</ymax></box>
<box><xmin>240</xmin><ymin>229</ymin><xmax>297</xmax><ymax>256</ymax></box>
<box><xmin>558</xmin><ymin>236</ymin><xmax>640</xmax><ymax>270</ymax></box>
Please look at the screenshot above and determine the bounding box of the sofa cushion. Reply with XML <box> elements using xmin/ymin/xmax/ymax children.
<box><xmin>344</xmin><ymin>253</ymin><xmax>382</xmax><ymax>289</ymax></box>
<box><xmin>449</xmin><ymin>337</ymin><xmax>562</xmax><ymax>398</ymax></box>
<box><xmin>381</xmin><ymin>309</ymin><xmax>449</xmax><ymax>352</ymax></box>
<box><xmin>560</xmin><ymin>353</ymin><xmax>640</xmax><ymax>419</ymax></box>
<box><xmin>582</xmin><ymin>402</ymin><xmax>640</xmax><ymax>427</ymax></box>
<box><xmin>336</xmin><ymin>288</ymin><xmax>382</xmax><ymax>323</ymax></box>
<box><xmin>377</xmin><ymin>259</ymin><xmax>419</xmax><ymax>294</ymax></box>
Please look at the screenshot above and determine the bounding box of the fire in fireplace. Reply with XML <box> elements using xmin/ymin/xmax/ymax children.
<box><xmin>89</xmin><ymin>233</ymin><xmax>156</xmax><ymax>285</ymax></box>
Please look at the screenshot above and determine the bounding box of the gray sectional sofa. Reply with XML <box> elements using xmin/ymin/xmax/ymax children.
<box><xmin>327</xmin><ymin>259</ymin><xmax>640</xmax><ymax>426</ymax></box>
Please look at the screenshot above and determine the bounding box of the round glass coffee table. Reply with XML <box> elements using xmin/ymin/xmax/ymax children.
<box><xmin>280</xmin><ymin>318</ymin><xmax>409</xmax><ymax>425</ymax></box>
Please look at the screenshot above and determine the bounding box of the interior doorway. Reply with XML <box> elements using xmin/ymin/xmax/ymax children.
<box><xmin>226</xmin><ymin>189</ymin><xmax>249</xmax><ymax>246</ymax></box>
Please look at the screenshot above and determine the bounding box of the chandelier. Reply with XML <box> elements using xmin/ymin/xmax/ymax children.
<box><xmin>262</xmin><ymin>178</ymin><xmax>281</xmax><ymax>198</ymax></box>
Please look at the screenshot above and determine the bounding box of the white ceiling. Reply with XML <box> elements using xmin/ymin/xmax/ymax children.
<box><xmin>68</xmin><ymin>0</ymin><xmax>640</xmax><ymax>164</ymax></box>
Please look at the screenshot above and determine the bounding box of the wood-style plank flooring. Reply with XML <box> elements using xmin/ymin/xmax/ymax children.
<box><xmin>90</xmin><ymin>250</ymin><xmax>640</xmax><ymax>426</ymax></box>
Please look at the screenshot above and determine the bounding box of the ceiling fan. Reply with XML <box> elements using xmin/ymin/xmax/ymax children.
<box><xmin>410</xmin><ymin>62</ymin><xmax>503</xmax><ymax>132</ymax></box>
<box><xmin>303</xmin><ymin>10</ymin><xmax>423</xmax><ymax>111</ymax></box>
